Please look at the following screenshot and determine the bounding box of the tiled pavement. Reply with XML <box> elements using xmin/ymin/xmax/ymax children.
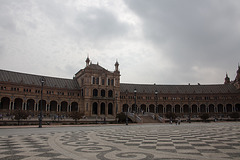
<box><xmin>0</xmin><ymin>122</ymin><xmax>240</xmax><ymax>160</ymax></box>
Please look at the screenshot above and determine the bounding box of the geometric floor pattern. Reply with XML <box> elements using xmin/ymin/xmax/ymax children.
<box><xmin>0</xmin><ymin>122</ymin><xmax>240</xmax><ymax>160</ymax></box>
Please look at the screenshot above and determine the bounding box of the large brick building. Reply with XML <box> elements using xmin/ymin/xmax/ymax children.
<box><xmin>0</xmin><ymin>57</ymin><xmax>240</xmax><ymax>119</ymax></box>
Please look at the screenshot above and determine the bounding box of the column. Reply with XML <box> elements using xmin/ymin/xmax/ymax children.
<box><xmin>67</xmin><ymin>105</ymin><xmax>69</xmax><ymax>112</ymax></box>
<box><xmin>12</xmin><ymin>102</ymin><xmax>15</xmax><ymax>110</ymax></box>
<box><xmin>9</xmin><ymin>101</ymin><xmax>12</xmax><ymax>110</ymax></box>
<box><xmin>97</xmin><ymin>105</ymin><xmax>100</xmax><ymax>116</ymax></box>
<box><xmin>105</xmin><ymin>105</ymin><xmax>108</xmax><ymax>117</ymax></box>
<box><xmin>36</xmin><ymin>103</ymin><xmax>38</xmax><ymax>111</ymax></box>
<box><xmin>22</xmin><ymin>103</ymin><xmax>25</xmax><ymax>110</ymax></box>
<box><xmin>59</xmin><ymin>104</ymin><xmax>62</xmax><ymax>112</ymax></box>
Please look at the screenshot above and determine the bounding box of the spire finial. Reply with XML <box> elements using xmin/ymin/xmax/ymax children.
<box><xmin>85</xmin><ymin>56</ymin><xmax>90</xmax><ymax>67</ymax></box>
<box><xmin>115</xmin><ymin>59</ymin><xmax>119</xmax><ymax>71</ymax></box>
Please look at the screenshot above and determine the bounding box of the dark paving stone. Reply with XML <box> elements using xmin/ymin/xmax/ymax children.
<box><xmin>1</xmin><ymin>150</ymin><xmax>23</xmax><ymax>155</ymax></box>
<box><xmin>0</xmin><ymin>155</ymin><xmax>29</xmax><ymax>160</ymax></box>
<box><xmin>37</xmin><ymin>152</ymin><xmax>61</xmax><ymax>157</ymax></box>
<box><xmin>175</xmin><ymin>146</ymin><xmax>195</xmax><ymax>149</ymax></box>
<box><xmin>31</xmin><ymin>148</ymin><xmax>53</xmax><ymax>152</ymax></box>
<box><xmin>139</xmin><ymin>146</ymin><xmax>156</xmax><ymax>149</ymax></box>
<box><xmin>214</xmin><ymin>146</ymin><xmax>235</xmax><ymax>149</ymax></box>
<box><xmin>142</xmin><ymin>142</ymin><xmax>157</xmax><ymax>144</ymax></box>
<box><xmin>156</xmin><ymin>149</ymin><xmax>177</xmax><ymax>153</ymax></box>
<box><xmin>197</xmin><ymin>149</ymin><xmax>221</xmax><ymax>153</ymax></box>
<box><xmin>191</xmin><ymin>143</ymin><xmax>209</xmax><ymax>146</ymax></box>
<box><xmin>157</xmin><ymin>144</ymin><xmax>174</xmax><ymax>146</ymax></box>
<box><xmin>227</xmin><ymin>153</ymin><xmax>240</xmax><ymax>157</ymax></box>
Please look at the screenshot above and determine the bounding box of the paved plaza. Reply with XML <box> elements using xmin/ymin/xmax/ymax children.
<box><xmin>0</xmin><ymin>122</ymin><xmax>240</xmax><ymax>160</ymax></box>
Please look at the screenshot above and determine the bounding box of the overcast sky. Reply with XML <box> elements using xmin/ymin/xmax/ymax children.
<box><xmin>0</xmin><ymin>0</ymin><xmax>239</xmax><ymax>85</ymax></box>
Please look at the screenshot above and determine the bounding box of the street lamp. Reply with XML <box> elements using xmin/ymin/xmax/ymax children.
<box><xmin>116</xmin><ymin>93</ymin><xmax>118</xmax><ymax>118</ymax></box>
<box><xmin>155</xmin><ymin>90</ymin><xmax>158</xmax><ymax>114</ymax></box>
<box><xmin>125</xmin><ymin>90</ymin><xmax>128</xmax><ymax>125</ymax></box>
<box><xmin>39</xmin><ymin>76</ymin><xmax>45</xmax><ymax>128</ymax></box>
<box><xmin>134</xmin><ymin>89</ymin><xmax>137</xmax><ymax>113</ymax></box>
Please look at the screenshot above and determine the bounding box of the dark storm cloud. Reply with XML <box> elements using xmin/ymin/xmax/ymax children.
<box><xmin>124</xmin><ymin>0</ymin><xmax>240</xmax><ymax>83</ymax></box>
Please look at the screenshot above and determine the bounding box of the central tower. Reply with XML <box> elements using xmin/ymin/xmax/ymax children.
<box><xmin>74</xmin><ymin>57</ymin><xmax>120</xmax><ymax>117</ymax></box>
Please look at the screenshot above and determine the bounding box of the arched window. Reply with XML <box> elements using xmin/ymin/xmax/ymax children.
<box><xmin>71</xmin><ymin>102</ymin><xmax>78</xmax><ymax>112</ymax></box>
<box><xmin>166</xmin><ymin>104</ymin><xmax>172</xmax><ymax>113</ymax></box>
<box><xmin>50</xmin><ymin>101</ymin><xmax>57</xmax><ymax>112</ymax></box>
<box><xmin>61</xmin><ymin>101</ymin><xmax>68</xmax><ymax>112</ymax></box>
<box><xmin>93</xmin><ymin>89</ymin><xmax>98</xmax><ymax>97</ymax></box>
<box><xmin>92</xmin><ymin>102</ymin><xmax>98</xmax><ymax>114</ymax></box>
<box><xmin>183</xmin><ymin>104</ymin><xmax>189</xmax><ymax>113</ymax></box>
<box><xmin>27</xmin><ymin>99</ymin><xmax>35</xmax><ymax>111</ymax></box>
<box><xmin>1</xmin><ymin>97</ymin><xmax>10</xmax><ymax>110</ymax></box>
<box><xmin>101</xmin><ymin>89</ymin><xmax>105</xmax><ymax>97</ymax></box>
<box><xmin>192</xmin><ymin>104</ymin><xmax>197</xmax><ymax>113</ymax></box>
<box><xmin>101</xmin><ymin>103</ymin><xmax>105</xmax><ymax>114</ymax></box>
<box><xmin>108</xmin><ymin>90</ymin><xmax>113</xmax><ymax>97</ymax></box>
<box><xmin>108</xmin><ymin>103</ymin><xmax>113</xmax><ymax>115</ymax></box>
<box><xmin>200</xmin><ymin>104</ymin><xmax>206</xmax><ymax>113</ymax></box>
<box><xmin>14</xmin><ymin>98</ymin><xmax>23</xmax><ymax>110</ymax></box>
<box><xmin>111</xmin><ymin>79</ymin><xmax>114</xmax><ymax>86</ymax></box>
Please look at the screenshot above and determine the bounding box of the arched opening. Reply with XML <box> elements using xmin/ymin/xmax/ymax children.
<box><xmin>159</xmin><ymin>105</ymin><xmax>163</xmax><ymax>113</ymax></box>
<box><xmin>38</xmin><ymin>100</ymin><xmax>47</xmax><ymax>112</ymax></box>
<box><xmin>236</xmin><ymin>104</ymin><xmax>240</xmax><ymax>112</ymax></box>
<box><xmin>122</xmin><ymin>104</ymin><xmax>129</xmax><ymax>112</ymax></box>
<box><xmin>71</xmin><ymin>102</ymin><xmax>78</xmax><ymax>112</ymax></box>
<box><xmin>101</xmin><ymin>103</ymin><xmax>105</xmax><ymax>114</ymax></box>
<box><xmin>92</xmin><ymin>102</ymin><xmax>98</xmax><ymax>114</ymax></box>
<box><xmin>218</xmin><ymin>104</ymin><xmax>223</xmax><ymax>112</ymax></box>
<box><xmin>209</xmin><ymin>104</ymin><xmax>214</xmax><ymax>113</ymax></box>
<box><xmin>166</xmin><ymin>104</ymin><xmax>172</xmax><ymax>113</ymax></box>
<box><xmin>183</xmin><ymin>104</ymin><xmax>189</xmax><ymax>113</ymax></box>
<box><xmin>156</xmin><ymin>105</ymin><xmax>160</xmax><ymax>113</ymax></box>
<box><xmin>108</xmin><ymin>90</ymin><xmax>113</xmax><ymax>97</ymax></box>
<box><xmin>101</xmin><ymin>89</ymin><xmax>105</xmax><ymax>97</ymax></box>
<box><xmin>1</xmin><ymin>97</ymin><xmax>10</xmax><ymax>110</ymax></box>
<box><xmin>93</xmin><ymin>89</ymin><xmax>98</xmax><ymax>97</ymax></box>
<box><xmin>108</xmin><ymin>103</ymin><xmax>113</xmax><ymax>115</ymax></box>
<box><xmin>132</xmin><ymin>104</ymin><xmax>137</xmax><ymax>113</ymax></box>
<box><xmin>50</xmin><ymin>101</ymin><xmax>57</xmax><ymax>112</ymax></box>
<box><xmin>200</xmin><ymin>104</ymin><xmax>206</xmax><ymax>113</ymax></box>
<box><xmin>175</xmin><ymin>104</ymin><xmax>180</xmax><ymax>113</ymax></box>
<box><xmin>61</xmin><ymin>101</ymin><xmax>68</xmax><ymax>112</ymax></box>
<box><xmin>27</xmin><ymin>99</ymin><xmax>35</xmax><ymax>111</ymax></box>
<box><xmin>14</xmin><ymin>98</ymin><xmax>23</xmax><ymax>110</ymax></box>
<box><xmin>192</xmin><ymin>104</ymin><xmax>197</xmax><ymax>113</ymax></box>
<box><xmin>140</xmin><ymin>104</ymin><xmax>147</xmax><ymax>112</ymax></box>
<box><xmin>226</xmin><ymin>104</ymin><xmax>232</xmax><ymax>112</ymax></box>
<box><xmin>149</xmin><ymin>104</ymin><xmax>154</xmax><ymax>113</ymax></box>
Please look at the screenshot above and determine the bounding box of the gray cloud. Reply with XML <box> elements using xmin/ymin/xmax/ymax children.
<box><xmin>124</xmin><ymin>0</ymin><xmax>240</xmax><ymax>83</ymax></box>
<box><xmin>0</xmin><ymin>0</ymin><xmax>239</xmax><ymax>85</ymax></box>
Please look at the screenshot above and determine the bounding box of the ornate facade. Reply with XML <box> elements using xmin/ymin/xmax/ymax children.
<box><xmin>0</xmin><ymin>58</ymin><xmax>240</xmax><ymax>118</ymax></box>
